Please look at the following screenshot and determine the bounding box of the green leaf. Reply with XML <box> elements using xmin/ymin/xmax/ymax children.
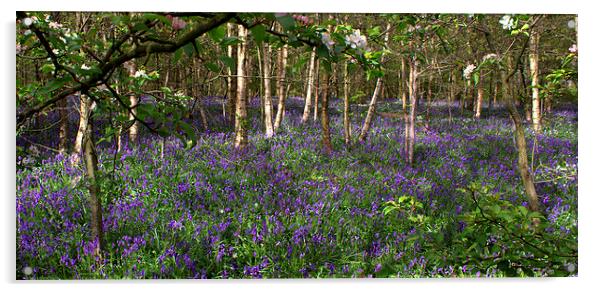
<box><xmin>205</xmin><ymin>62</ymin><xmax>220</xmax><ymax>73</ymax></box>
<box><xmin>219</xmin><ymin>56</ymin><xmax>236</xmax><ymax>72</ymax></box>
<box><xmin>173</xmin><ymin>47</ymin><xmax>183</xmax><ymax>64</ymax></box>
<box><xmin>250</xmin><ymin>25</ymin><xmax>267</xmax><ymax>44</ymax></box>
<box><xmin>276</xmin><ymin>15</ymin><xmax>296</xmax><ymax>31</ymax></box>
<box><xmin>220</xmin><ymin>36</ymin><xmax>240</xmax><ymax>47</ymax></box>
<box><xmin>183</xmin><ymin>42</ymin><xmax>195</xmax><ymax>57</ymax></box>
<box><xmin>208</xmin><ymin>25</ymin><xmax>226</xmax><ymax>43</ymax></box>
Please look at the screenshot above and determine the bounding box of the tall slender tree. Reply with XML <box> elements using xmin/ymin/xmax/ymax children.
<box><xmin>359</xmin><ymin>23</ymin><xmax>391</xmax><ymax>142</ymax></box>
<box><xmin>274</xmin><ymin>43</ymin><xmax>288</xmax><ymax>132</ymax></box>
<box><xmin>301</xmin><ymin>47</ymin><xmax>316</xmax><ymax>123</ymax></box>
<box><xmin>234</xmin><ymin>25</ymin><xmax>249</xmax><ymax>149</ymax></box>
<box><xmin>530</xmin><ymin>23</ymin><xmax>542</xmax><ymax>133</ymax></box>
<box><xmin>262</xmin><ymin>42</ymin><xmax>274</xmax><ymax>138</ymax></box>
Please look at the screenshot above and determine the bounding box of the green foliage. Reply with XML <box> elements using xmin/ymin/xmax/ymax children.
<box><xmin>382</xmin><ymin>181</ymin><xmax>577</xmax><ymax>277</ymax></box>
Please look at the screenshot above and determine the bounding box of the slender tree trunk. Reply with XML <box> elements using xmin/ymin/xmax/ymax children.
<box><xmin>519</xmin><ymin>58</ymin><xmax>532</xmax><ymax>123</ymax></box>
<box><xmin>488</xmin><ymin>72</ymin><xmax>494</xmax><ymax>115</ymax></box>
<box><xmin>343</xmin><ymin>61</ymin><xmax>351</xmax><ymax>145</ymax></box>
<box><xmin>401</xmin><ymin>58</ymin><xmax>407</xmax><ymax>108</ymax></box>
<box><xmin>226</xmin><ymin>23</ymin><xmax>237</xmax><ymax>125</ymax></box>
<box><xmin>313</xmin><ymin>59</ymin><xmax>320</xmax><ymax>122</ymax></box>
<box><xmin>407</xmin><ymin>57</ymin><xmax>419</xmax><ymax>166</ymax></box>
<box><xmin>359</xmin><ymin>23</ymin><xmax>390</xmax><ymax>142</ymax></box>
<box><xmin>448</xmin><ymin>71</ymin><xmax>455</xmax><ymax>124</ymax></box>
<box><xmin>358</xmin><ymin>78</ymin><xmax>383</xmax><ymax>142</ymax></box>
<box><xmin>262</xmin><ymin>43</ymin><xmax>274</xmax><ymax>138</ymax></box>
<box><xmin>73</xmin><ymin>93</ymin><xmax>92</xmax><ymax>162</ymax></box>
<box><xmin>475</xmin><ymin>77</ymin><xmax>484</xmax><ymax>118</ymax></box>
<box><xmin>502</xmin><ymin>57</ymin><xmax>539</xmax><ymax>211</ymax></box>
<box><xmin>58</xmin><ymin>98</ymin><xmax>68</xmax><ymax>153</ymax></box>
<box><xmin>274</xmin><ymin>44</ymin><xmax>288</xmax><ymax>132</ymax></box>
<box><xmin>258</xmin><ymin>45</ymin><xmax>265</xmax><ymax>121</ymax></box>
<box><xmin>426</xmin><ymin>74</ymin><xmax>433</xmax><ymax>128</ymax></box>
<box><xmin>234</xmin><ymin>25</ymin><xmax>248</xmax><ymax>149</ymax></box>
<box><xmin>301</xmin><ymin>47</ymin><xmax>316</xmax><ymax>123</ymax></box>
<box><xmin>320</xmin><ymin>64</ymin><xmax>333</xmax><ymax>155</ymax></box>
<box><xmin>83</xmin><ymin>111</ymin><xmax>103</xmax><ymax>256</ymax></box>
<box><xmin>123</xmin><ymin>61</ymin><xmax>139</xmax><ymax>145</ymax></box>
<box><xmin>530</xmin><ymin>27</ymin><xmax>542</xmax><ymax>133</ymax></box>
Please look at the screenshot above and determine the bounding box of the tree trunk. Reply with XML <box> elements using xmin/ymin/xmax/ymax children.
<box><xmin>401</xmin><ymin>58</ymin><xmax>407</xmax><ymax>108</ymax></box>
<box><xmin>301</xmin><ymin>47</ymin><xmax>316</xmax><ymax>123</ymax></box>
<box><xmin>274</xmin><ymin>44</ymin><xmax>288</xmax><ymax>132</ymax></box>
<box><xmin>426</xmin><ymin>74</ymin><xmax>433</xmax><ymax>127</ymax></box>
<box><xmin>475</xmin><ymin>77</ymin><xmax>484</xmax><ymax>118</ymax></box>
<box><xmin>448</xmin><ymin>70</ymin><xmax>455</xmax><ymax>124</ymax></box>
<box><xmin>407</xmin><ymin>57</ymin><xmax>419</xmax><ymax>166</ymax></box>
<box><xmin>73</xmin><ymin>93</ymin><xmax>92</xmax><ymax>161</ymax></box>
<box><xmin>58</xmin><ymin>98</ymin><xmax>68</xmax><ymax>153</ymax></box>
<box><xmin>128</xmin><ymin>95</ymin><xmax>138</xmax><ymax>144</ymax></box>
<box><xmin>488</xmin><ymin>72</ymin><xmax>494</xmax><ymax>115</ymax></box>
<box><xmin>359</xmin><ymin>23</ymin><xmax>390</xmax><ymax>142</ymax></box>
<box><xmin>226</xmin><ymin>23</ymin><xmax>237</xmax><ymax>126</ymax></box>
<box><xmin>123</xmin><ymin>61</ymin><xmax>138</xmax><ymax>145</ymax></box>
<box><xmin>83</xmin><ymin>111</ymin><xmax>103</xmax><ymax>256</ymax></box>
<box><xmin>234</xmin><ymin>25</ymin><xmax>248</xmax><ymax>149</ymax></box>
<box><xmin>313</xmin><ymin>59</ymin><xmax>320</xmax><ymax>122</ymax></box>
<box><xmin>320</xmin><ymin>64</ymin><xmax>333</xmax><ymax>155</ymax></box>
<box><xmin>343</xmin><ymin>61</ymin><xmax>351</xmax><ymax>145</ymax></box>
<box><xmin>502</xmin><ymin>57</ymin><xmax>539</xmax><ymax>211</ymax></box>
<box><xmin>530</xmin><ymin>27</ymin><xmax>541</xmax><ymax>133</ymax></box>
<box><xmin>262</xmin><ymin>43</ymin><xmax>274</xmax><ymax>138</ymax></box>
<box><xmin>358</xmin><ymin>77</ymin><xmax>383</xmax><ymax>142</ymax></box>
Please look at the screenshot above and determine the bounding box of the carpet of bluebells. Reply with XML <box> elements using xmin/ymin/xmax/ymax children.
<box><xmin>16</xmin><ymin>96</ymin><xmax>578</xmax><ymax>279</ymax></box>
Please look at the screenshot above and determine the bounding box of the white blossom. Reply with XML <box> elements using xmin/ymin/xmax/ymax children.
<box><xmin>24</xmin><ymin>30</ymin><xmax>32</xmax><ymax>36</ymax></box>
<box><xmin>49</xmin><ymin>21</ymin><xmax>62</xmax><ymax>29</ymax></box>
<box><xmin>463</xmin><ymin>64</ymin><xmax>476</xmax><ymax>79</ymax></box>
<box><xmin>321</xmin><ymin>32</ymin><xmax>335</xmax><ymax>49</ymax></box>
<box><xmin>482</xmin><ymin>53</ymin><xmax>498</xmax><ymax>62</ymax></box>
<box><xmin>81</xmin><ymin>64</ymin><xmax>91</xmax><ymax>70</ymax></box>
<box><xmin>23</xmin><ymin>18</ymin><xmax>33</xmax><ymax>27</ymax></box>
<box><xmin>499</xmin><ymin>15</ymin><xmax>516</xmax><ymax>30</ymax></box>
<box><xmin>134</xmin><ymin>70</ymin><xmax>147</xmax><ymax>78</ymax></box>
<box><xmin>345</xmin><ymin>29</ymin><xmax>368</xmax><ymax>51</ymax></box>
<box><xmin>569</xmin><ymin>44</ymin><xmax>577</xmax><ymax>54</ymax></box>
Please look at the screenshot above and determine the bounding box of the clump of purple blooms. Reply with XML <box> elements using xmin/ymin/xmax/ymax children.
<box><xmin>16</xmin><ymin>97</ymin><xmax>577</xmax><ymax>278</ymax></box>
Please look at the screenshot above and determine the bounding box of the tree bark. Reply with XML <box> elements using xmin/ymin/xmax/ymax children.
<box><xmin>83</xmin><ymin>110</ymin><xmax>103</xmax><ymax>256</ymax></box>
<box><xmin>475</xmin><ymin>76</ymin><xmax>484</xmax><ymax>118</ymax></box>
<box><xmin>274</xmin><ymin>44</ymin><xmax>288</xmax><ymax>132</ymax></box>
<box><xmin>73</xmin><ymin>93</ymin><xmax>92</xmax><ymax>162</ymax></box>
<box><xmin>407</xmin><ymin>57</ymin><xmax>419</xmax><ymax>165</ymax></box>
<box><xmin>343</xmin><ymin>61</ymin><xmax>351</xmax><ymax>145</ymax></box>
<box><xmin>262</xmin><ymin>43</ymin><xmax>274</xmax><ymax>138</ymax></box>
<box><xmin>359</xmin><ymin>23</ymin><xmax>390</xmax><ymax>142</ymax></box>
<box><xmin>320</xmin><ymin>64</ymin><xmax>333</xmax><ymax>155</ymax></box>
<box><xmin>401</xmin><ymin>58</ymin><xmax>407</xmax><ymax>109</ymax></box>
<box><xmin>313</xmin><ymin>59</ymin><xmax>320</xmax><ymax>122</ymax></box>
<box><xmin>226</xmin><ymin>23</ymin><xmax>237</xmax><ymax>126</ymax></box>
<box><xmin>426</xmin><ymin>74</ymin><xmax>433</xmax><ymax>127</ymax></box>
<box><xmin>58</xmin><ymin>98</ymin><xmax>68</xmax><ymax>153</ymax></box>
<box><xmin>234</xmin><ymin>25</ymin><xmax>248</xmax><ymax>149</ymax></box>
<box><xmin>448</xmin><ymin>70</ymin><xmax>455</xmax><ymax>124</ymax></box>
<box><xmin>301</xmin><ymin>47</ymin><xmax>316</xmax><ymax>123</ymax></box>
<box><xmin>530</xmin><ymin>27</ymin><xmax>541</xmax><ymax>133</ymax></box>
<box><xmin>123</xmin><ymin>61</ymin><xmax>138</xmax><ymax>145</ymax></box>
<box><xmin>502</xmin><ymin>56</ymin><xmax>540</xmax><ymax>211</ymax></box>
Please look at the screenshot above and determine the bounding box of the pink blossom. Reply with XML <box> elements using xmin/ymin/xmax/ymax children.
<box><xmin>569</xmin><ymin>44</ymin><xmax>577</xmax><ymax>54</ymax></box>
<box><xmin>171</xmin><ymin>17</ymin><xmax>187</xmax><ymax>31</ymax></box>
